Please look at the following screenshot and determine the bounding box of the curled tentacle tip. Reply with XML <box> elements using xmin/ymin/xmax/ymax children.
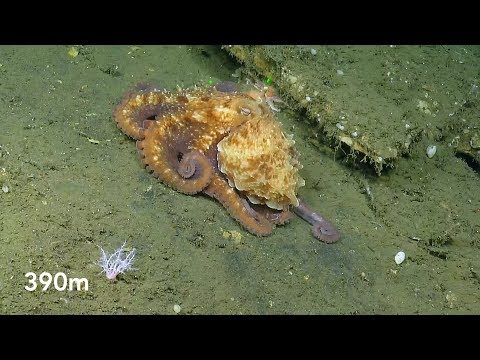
<box><xmin>312</xmin><ymin>224</ymin><xmax>340</xmax><ymax>243</ymax></box>
<box><xmin>176</xmin><ymin>151</ymin><xmax>213</xmax><ymax>194</ymax></box>
<box><xmin>178</xmin><ymin>160</ymin><xmax>195</xmax><ymax>179</ymax></box>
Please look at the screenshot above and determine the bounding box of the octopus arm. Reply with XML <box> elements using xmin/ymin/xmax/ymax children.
<box><xmin>250</xmin><ymin>204</ymin><xmax>293</xmax><ymax>225</ymax></box>
<box><xmin>293</xmin><ymin>198</ymin><xmax>340</xmax><ymax>243</ymax></box>
<box><xmin>204</xmin><ymin>174</ymin><xmax>273</xmax><ymax>236</ymax></box>
<box><xmin>113</xmin><ymin>89</ymin><xmax>185</xmax><ymax>140</ymax></box>
<box><xmin>137</xmin><ymin>120</ymin><xmax>213</xmax><ymax>194</ymax></box>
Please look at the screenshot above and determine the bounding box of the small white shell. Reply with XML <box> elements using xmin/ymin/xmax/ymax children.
<box><xmin>173</xmin><ymin>304</ymin><xmax>181</xmax><ymax>314</ymax></box>
<box><xmin>426</xmin><ymin>145</ymin><xmax>437</xmax><ymax>158</ymax></box>
<box><xmin>1</xmin><ymin>184</ymin><xmax>9</xmax><ymax>193</ymax></box>
<box><xmin>394</xmin><ymin>251</ymin><xmax>406</xmax><ymax>265</ymax></box>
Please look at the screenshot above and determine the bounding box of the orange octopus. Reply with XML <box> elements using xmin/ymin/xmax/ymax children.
<box><xmin>113</xmin><ymin>82</ymin><xmax>340</xmax><ymax>243</ymax></box>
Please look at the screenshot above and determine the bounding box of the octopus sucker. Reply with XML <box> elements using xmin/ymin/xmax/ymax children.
<box><xmin>113</xmin><ymin>83</ymin><xmax>340</xmax><ymax>242</ymax></box>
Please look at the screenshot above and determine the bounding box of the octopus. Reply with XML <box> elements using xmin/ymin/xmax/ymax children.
<box><xmin>113</xmin><ymin>82</ymin><xmax>340</xmax><ymax>243</ymax></box>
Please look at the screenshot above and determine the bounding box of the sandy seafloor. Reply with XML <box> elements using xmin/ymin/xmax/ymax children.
<box><xmin>0</xmin><ymin>45</ymin><xmax>479</xmax><ymax>314</ymax></box>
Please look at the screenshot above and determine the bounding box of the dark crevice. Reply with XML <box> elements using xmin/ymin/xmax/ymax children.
<box><xmin>455</xmin><ymin>152</ymin><xmax>480</xmax><ymax>174</ymax></box>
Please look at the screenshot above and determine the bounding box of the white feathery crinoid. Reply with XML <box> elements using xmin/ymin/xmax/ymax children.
<box><xmin>98</xmin><ymin>241</ymin><xmax>137</xmax><ymax>280</ymax></box>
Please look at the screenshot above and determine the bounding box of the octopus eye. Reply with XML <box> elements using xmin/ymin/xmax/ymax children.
<box><xmin>240</xmin><ymin>107</ymin><xmax>251</xmax><ymax>116</ymax></box>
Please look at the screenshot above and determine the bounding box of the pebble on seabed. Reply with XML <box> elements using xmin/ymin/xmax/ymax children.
<box><xmin>426</xmin><ymin>145</ymin><xmax>437</xmax><ymax>158</ymax></box>
<box><xmin>2</xmin><ymin>184</ymin><xmax>9</xmax><ymax>193</ymax></box>
<box><xmin>173</xmin><ymin>304</ymin><xmax>181</xmax><ymax>314</ymax></box>
<box><xmin>395</xmin><ymin>251</ymin><xmax>406</xmax><ymax>265</ymax></box>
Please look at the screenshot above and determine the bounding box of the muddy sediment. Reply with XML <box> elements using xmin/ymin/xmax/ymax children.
<box><xmin>0</xmin><ymin>45</ymin><xmax>479</xmax><ymax>314</ymax></box>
